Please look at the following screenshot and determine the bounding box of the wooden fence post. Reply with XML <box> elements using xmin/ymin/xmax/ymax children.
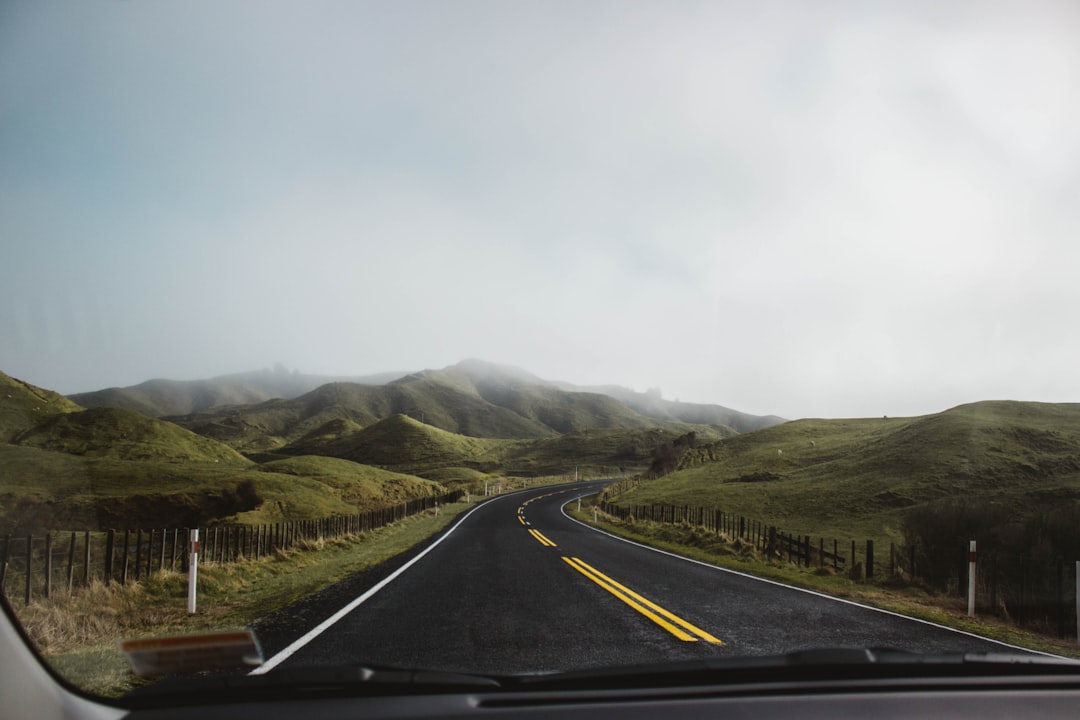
<box><xmin>24</xmin><ymin>534</ymin><xmax>32</xmax><ymax>605</ymax></box>
<box><xmin>43</xmin><ymin>533</ymin><xmax>52</xmax><ymax>600</ymax></box>
<box><xmin>104</xmin><ymin>530</ymin><xmax>115</xmax><ymax>585</ymax></box>
<box><xmin>83</xmin><ymin>531</ymin><xmax>91</xmax><ymax>587</ymax></box>
<box><xmin>158</xmin><ymin>529</ymin><xmax>166</xmax><ymax>573</ymax></box>
<box><xmin>146</xmin><ymin>529</ymin><xmax>154</xmax><ymax>576</ymax></box>
<box><xmin>1</xmin><ymin>534</ymin><xmax>9</xmax><ymax>595</ymax></box>
<box><xmin>147</xmin><ymin>529</ymin><xmax>155</xmax><ymax>575</ymax></box>
<box><xmin>119</xmin><ymin>528</ymin><xmax>130</xmax><ymax>587</ymax></box>
<box><xmin>866</xmin><ymin>540</ymin><xmax>875</xmax><ymax>579</ymax></box>
<box><xmin>66</xmin><ymin>532</ymin><xmax>76</xmax><ymax>591</ymax></box>
<box><xmin>134</xmin><ymin>529</ymin><xmax>142</xmax><ymax>580</ymax></box>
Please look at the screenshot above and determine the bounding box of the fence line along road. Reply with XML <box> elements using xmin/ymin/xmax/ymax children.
<box><xmin>0</xmin><ymin>490</ymin><xmax>463</xmax><ymax>607</ymax></box>
<box><xmin>597</xmin><ymin>494</ymin><xmax>1080</xmax><ymax>641</ymax></box>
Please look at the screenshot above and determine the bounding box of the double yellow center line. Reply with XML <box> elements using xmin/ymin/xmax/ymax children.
<box><xmin>561</xmin><ymin>556</ymin><xmax>723</xmax><ymax>645</ymax></box>
<box><xmin>518</xmin><ymin>497</ymin><xmax>722</xmax><ymax>646</ymax></box>
<box><xmin>528</xmin><ymin>528</ymin><xmax>557</xmax><ymax>547</ymax></box>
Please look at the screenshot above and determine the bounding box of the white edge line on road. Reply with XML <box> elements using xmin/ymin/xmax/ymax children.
<box><xmin>252</xmin><ymin>483</ymin><xmax>601</xmax><ymax>674</ymax></box>
<box><xmin>252</xmin><ymin>495</ymin><xmax>502</xmax><ymax>673</ymax></box>
<box><xmin>560</xmin><ymin>493</ymin><xmax>1070</xmax><ymax>661</ymax></box>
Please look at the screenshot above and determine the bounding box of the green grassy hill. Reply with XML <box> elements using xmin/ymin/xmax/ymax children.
<box><xmin>13</xmin><ymin>407</ymin><xmax>250</xmax><ymax>464</ymax></box>
<box><xmin>0</xmin><ymin>371</ymin><xmax>84</xmax><ymax>442</ymax></box>
<box><xmin>291</xmin><ymin>414</ymin><xmax>510</xmax><ymax>473</ymax></box>
<box><xmin>0</xmin><ymin>363</ymin><xmax>775</xmax><ymax>535</ymax></box>
<box><xmin>1</xmin><ymin>373</ymin><xmax>446</xmax><ymax>533</ymax></box>
<box><xmin>0</xmin><ymin>443</ymin><xmax>444</xmax><ymax>534</ymax></box>
<box><xmin>501</xmin><ymin>427</ymin><xmax>718</xmax><ymax>477</ymax></box>
<box><xmin>254</xmin><ymin>455</ymin><xmax>443</xmax><ymax>509</ymax></box>
<box><xmin>169</xmin><ymin>360</ymin><xmax>743</xmax><ymax>453</ymax></box>
<box><xmin>609</xmin><ymin>401</ymin><xmax>1080</xmax><ymax>549</ymax></box>
<box><xmin>170</xmin><ymin>375</ymin><xmax>562</xmax><ymax>454</ymax></box>
<box><xmin>283</xmin><ymin>414</ymin><xmax>726</xmax><ymax>480</ymax></box>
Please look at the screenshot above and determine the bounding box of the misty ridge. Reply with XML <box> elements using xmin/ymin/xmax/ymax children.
<box><xmin>66</xmin><ymin>359</ymin><xmax>785</xmax><ymax>448</ymax></box>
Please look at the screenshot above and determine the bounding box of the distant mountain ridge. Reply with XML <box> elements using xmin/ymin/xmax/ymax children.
<box><xmin>68</xmin><ymin>367</ymin><xmax>408</xmax><ymax>417</ymax></box>
<box><xmin>155</xmin><ymin>360</ymin><xmax>783</xmax><ymax>453</ymax></box>
<box><xmin>572</xmin><ymin>384</ymin><xmax>785</xmax><ymax>434</ymax></box>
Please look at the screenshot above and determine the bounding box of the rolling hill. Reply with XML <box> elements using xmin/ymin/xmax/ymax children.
<box><xmin>278</xmin><ymin>413</ymin><xmax>706</xmax><ymax>479</ymax></box>
<box><xmin>1</xmin><ymin>361</ymin><xmax>785</xmax><ymax>533</ymax></box>
<box><xmin>0</xmin><ymin>371</ymin><xmax>84</xmax><ymax>443</ymax></box>
<box><xmin>574</xmin><ymin>383</ymin><xmax>785</xmax><ymax>434</ymax></box>
<box><xmin>164</xmin><ymin>360</ymin><xmax>764</xmax><ymax>452</ymax></box>
<box><xmin>608</xmin><ymin>400</ymin><xmax>1080</xmax><ymax>549</ymax></box>
<box><xmin>12</xmin><ymin>407</ymin><xmax>250</xmax><ymax>464</ymax></box>
<box><xmin>290</xmin><ymin>414</ymin><xmax>509</xmax><ymax>473</ymax></box>
<box><xmin>0</xmin><ymin>372</ymin><xmax>447</xmax><ymax>533</ymax></box>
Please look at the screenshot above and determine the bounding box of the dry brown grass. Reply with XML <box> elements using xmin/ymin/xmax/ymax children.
<box><xmin>7</xmin><ymin>501</ymin><xmax>472</xmax><ymax>696</ymax></box>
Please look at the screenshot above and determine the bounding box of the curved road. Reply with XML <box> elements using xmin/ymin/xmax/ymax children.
<box><xmin>255</xmin><ymin>481</ymin><xmax>1033</xmax><ymax>675</ymax></box>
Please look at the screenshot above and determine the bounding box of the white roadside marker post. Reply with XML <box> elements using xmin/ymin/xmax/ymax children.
<box><xmin>187</xmin><ymin>529</ymin><xmax>199</xmax><ymax>615</ymax></box>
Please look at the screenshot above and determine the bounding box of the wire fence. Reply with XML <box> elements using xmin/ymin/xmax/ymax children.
<box><xmin>0</xmin><ymin>490</ymin><xmax>463</xmax><ymax>606</ymax></box>
<box><xmin>599</xmin><ymin>480</ymin><xmax>1079</xmax><ymax>639</ymax></box>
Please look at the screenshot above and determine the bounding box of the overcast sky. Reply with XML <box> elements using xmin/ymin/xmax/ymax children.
<box><xmin>2</xmin><ymin>1</ymin><xmax>1079</xmax><ymax>419</ymax></box>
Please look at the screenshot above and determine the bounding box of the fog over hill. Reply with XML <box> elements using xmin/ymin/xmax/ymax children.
<box><xmin>68</xmin><ymin>367</ymin><xmax>409</xmax><ymax>418</ymax></box>
<box><xmin>153</xmin><ymin>360</ymin><xmax>781</xmax><ymax>452</ymax></box>
<box><xmin>66</xmin><ymin>360</ymin><xmax>785</xmax><ymax>451</ymax></box>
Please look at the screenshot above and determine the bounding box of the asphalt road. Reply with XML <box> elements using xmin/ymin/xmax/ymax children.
<box><xmin>253</xmin><ymin>481</ymin><xmax>1032</xmax><ymax>676</ymax></box>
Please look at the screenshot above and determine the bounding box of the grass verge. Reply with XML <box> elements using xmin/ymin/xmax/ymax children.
<box><xmin>10</xmin><ymin>501</ymin><xmax>473</xmax><ymax>697</ymax></box>
<box><xmin>565</xmin><ymin>502</ymin><xmax>1080</xmax><ymax>661</ymax></box>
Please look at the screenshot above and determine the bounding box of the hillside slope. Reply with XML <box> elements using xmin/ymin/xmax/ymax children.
<box><xmin>574</xmin><ymin>383</ymin><xmax>784</xmax><ymax>433</ymax></box>
<box><xmin>281</xmin><ymin>413</ymin><xmax>705</xmax><ymax>479</ymax></box>
<box><xmin>13</xmin><ymin>407</ymin><xmax>250</xmax><ymax>464</ymax></box>
<box><xmin>297</xmin><ymin>414</ymin><xmax>509</xmax><ymax>472</ymax></box>
<box><xmin>0</xmin><ymin>371</ymin><xmax>84</xmax><ymax>443</ymax></box>
<box><xmin>1</xmin><ymin>371</ymin><xmax>446</xmax><ymax>533</ymax></box>
<box><xmin>612</xmin><ymin>401</ymin><xmax>1080</xmax><ymax>547</ymax></box>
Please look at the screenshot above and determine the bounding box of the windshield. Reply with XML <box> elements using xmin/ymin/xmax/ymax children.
<box><xmin>2</xmin><ymin>0</ymin><xmax>1080</xmax><ymax>702</ymax></box>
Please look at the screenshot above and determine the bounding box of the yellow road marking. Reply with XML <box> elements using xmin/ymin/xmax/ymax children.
<box><xmin>562</xmin><ymin>557</ymin><xmax>723</xmax><ymax>645</ymax></box>
<box><xmin>518</xmin><ymin>515</ymin><xmax>526</xmax><ymax>525</ymax></box>
<box><xmin>528</xmin><ymin>529</ymin><xmax>557</xmax><ymax>547</ymax></box>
